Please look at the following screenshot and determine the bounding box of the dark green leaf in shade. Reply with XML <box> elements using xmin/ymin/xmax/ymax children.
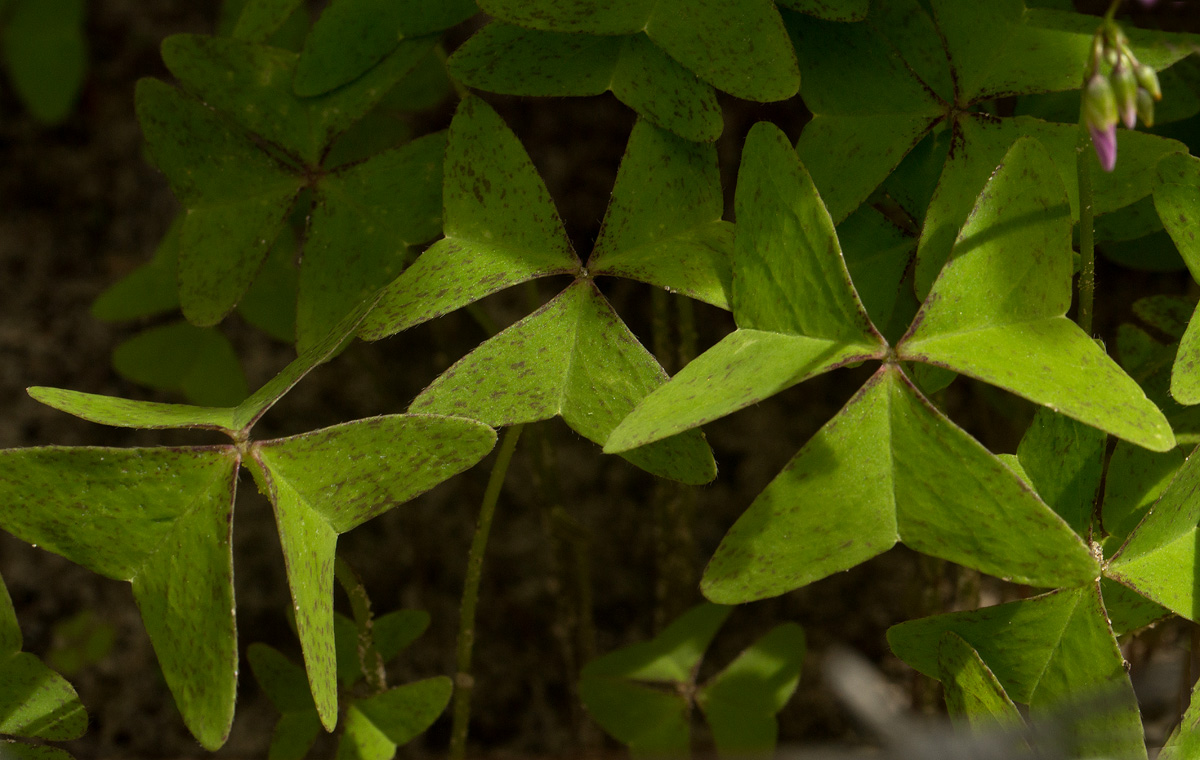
<box><xmin>299</xmin><ymin>132</ymin><xmax>445</xmax><ymax>352</ymax></box>
<box><xmin>935</xmin><ymin>631</ymin><xmax>1022</xmax><ymax>730</ymax></box>
<box><xmin>294</xmin><ymin>0</ymin><xmax>473</xmax><ymax>96</ymax></box>
<box><xmin>0</xmin><ymin>578</ymin><xmax>87</xmax><ymax>745</ymax></box>
<box><xmin>1102</xmin><ymin>441</ymin><xmax>1185</xmax><ymax>545</ymax></box>
<box><xmin>609</xmin><ymin>35</ymin><xmax>723</xmax><ymax>143</ymax></box>
<box><xmin>249</xmin><ymin>415</ymin><xmax>495</xmax><ymax>728</ymax></box>
<box><xmin>1106</xmin><ymin>445</ymin><xmax>1200</xmax><ymax>622</ymax></box>
<box><xmin>1100</xmin><ymin>577</ymin><xmax>1170</xmax><ymax>637</ymax></box>
<box><xmin>237</xmin><ymin>227</ymin><xmax>299</xmax><ymax>342</ymax></box>
<box><xmin>1016</xmin><ymin>409</ymin><xmax>1106</xmax><ymax>537</ymax></box>
<box><xmin>270</xmin><ymin>711</ymin><xmax>324</xmax><ymax>760</ymax></box>
<box><xmin>91</xmin><ymin>217</ymin><xmax>181</xmax><ymax>322</ymax></box>
<box><xmin>248</xmin><ymin>643</ymin><xmax>317</xmax><ymax>714</ymax></box>
<box><xmin>412</xmin><ymin>281</ymin><xmax>715</xmax><ymax>485</ymax></box>
<box><xmin>785</xmin><ymin>4</ymin><xmax>944</xmax><ymax>224</ymax></box>
<box><xmin>786</xmin><ymin>0</ymin><xmax>1191</xmax><ymax>232</ymax></box>
<box><xmin>579</xmin><ymin>678</ymin><xmax>689</xmax><ymax>757</ymax></box>
<box><xmin>334</xmin><ymin>610</ymin><xmax>429</xmax><ymax>686</ymax></box>
<box><xmin>837</xmin><ymin>206</ymin><xmax>919</xmax><ymax>344</ymax></box>
<box><xmin>162</xmin><ymin>34</ymin><xmax>435</xmax><ymax>167</ymax></box>
<box><xmin>1</xmin><ymin>0</ymin><xmax>86</xmax><ymax>123</ymax></box>
<box><xmin>696</xmin><ymin>623</ymin><xmax>805</xmax><ymax>756</ymax></box>
<box><xmin>112</xmin><ymin>322</ymin><xmax>248</xmax><ymax>407</ymax></box>
<box><xmin>888</xmin><ymin>584</ymin><xmax>1146</xmax><ymax>760</ymax></box>
<box><xmin>900</xmin><ymin>138</ymin><xmax>1174</xmax><ymax>453</ymax></box>
<box><xmin>135</xmin><ymin>78</ymin><xmax>303</xmax><ymax>326</ymax></box>
<box><xmin>1135</xmin><ymin>295</ymin><xmax>1196</xmax><ymax>340</ymax></box>
<box><xmin>448</xmin><ymin>23</ymin><xmax>619</xmax><ymax>96</ymax></box>
<box><xmin>293</xmin><ymin>0</ymin><xmax>407</xmax><ymax>96</ymax></box>
<box><xmin>479</xmin><ymin>0</ymin><xmax>798</xmax><ymax>102</ymax></box>
<box><xmin>0</xmin><ymin>447</ymin><xmax>238</xmax><ymax>750</ymax></box>
<box><xmin>1161</xmin><ymin>678</ymin><xmax>1200</xmax><ymax>760</ymax></box>
<box><xmin>588</xmin><ymin>604</ymin><xmax>732</xmax><ymax>683</ymax></box>
<box><xmin>247</xmin><ymin>643</ymin><xmax>323</xmax><ymax>760</ymax></box>
<box><xmin>360</xmin><ymin>97</ymin><xmax>580</xmax><ymax>340</ymax></box>
<box><xmin>777</xmin><ymin>0</ymin><xmax>866</xmax><ymax>21</ymax></box>
<box><xmin>589</xmin><ymin>120</ymin><xmax>732</xmax><ymax>308</ymax></box>
<box><xmin>351</xmin><ymin>677</ymin><xmax>452</xmax><ymax>745</ymax></box>
<box><xmin>1094</xmin><ymin>195</ymin><xmax>1166</xmax><ymax>245</ymax></box>
<box><xmin>449</xmin><ymin>25</ymin><xmax>722</xmax><ymax>143</ymax></box>
<box><xmin>701</xmin><ymin>366</ymin><xmax>1098</xmax><ymax>604</ymax></box>
<box><xmin>231</xmin><ymin>0</ymin><xmax>306</xmax><ymax>41</ymax></box>
<box><xmin>580</xmin><ymin>604</ymin><xmax>730</xmax><ymax>756</ymax></box>
<box><xmin>1156</xmin><ymin>152</ymin><xmax>1200</xmax><ymax>280</ymax></box>
<box><xmin>0</xmin><ymin>742</ymin><xmax>77</xmax><ymax>760</ymax></box>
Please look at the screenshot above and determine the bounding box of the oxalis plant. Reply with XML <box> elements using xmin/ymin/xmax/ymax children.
<box><xmin>9</xmin><ymin>0</ymin><xmax>1200</xmax><ymax>758</ymax></box>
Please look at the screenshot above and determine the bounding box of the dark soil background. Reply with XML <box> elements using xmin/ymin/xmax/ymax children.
<box><xmin>2</xmin><ymin>2</ymin><xmax>1200</xmax><ymax>759</ymax></box>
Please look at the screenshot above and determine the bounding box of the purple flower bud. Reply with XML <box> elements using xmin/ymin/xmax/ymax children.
<box><xmin>1083</xmin><ymin>72</ymin><xmax>1118</xmax><ymax>133</ymax></box>
<box><xmin>1112</xmin><ymin>62</ymin><xmax>1138</xmax><ymax>129</ymax></box>
<box><xmin>1135</xmin><ymin>62</ymin><xmax>1162</xmax><ymax>100</ymax></box>
<box><xmin>1137</xmin><ymin>88</ymin><xmax>1156</xmax><ymax>127</ymax></box>
<box><xmin>1089</xmin><ymin>122</ymin><xmax>1118</xmax><ymax>172</ymax></box>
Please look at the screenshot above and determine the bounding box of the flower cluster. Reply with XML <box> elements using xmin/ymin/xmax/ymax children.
<box><xmin>1081</xmin><ymin>22</ymin><xmax>1162</xmax><ymax>172</ymax></box>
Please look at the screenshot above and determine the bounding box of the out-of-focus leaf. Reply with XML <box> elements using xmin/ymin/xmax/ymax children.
<box><xmin>1</xmin><ymin>0</ymin><xmax>86</xmax><ymax>123</ymax></box>
<box><xmin>112</xmin><ymin>322</ymin><xmax>248</xmax><ymax>407</ymax></box>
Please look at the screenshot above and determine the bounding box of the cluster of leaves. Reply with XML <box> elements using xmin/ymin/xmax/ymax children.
<box><xmin>14</xmin><ymin>0</ymin><xmax>1200</xmax><ymax>757</ymax></box>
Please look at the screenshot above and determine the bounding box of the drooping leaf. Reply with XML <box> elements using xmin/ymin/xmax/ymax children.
<box><xmin>589</xmin><ymin>119</ymin><xmax>731</xmax><ymax>308</ymax></box>
<box><xmin>1</xmin><ymin>0</ymin><xmax>86</xmax><ymax>123</ymax></box>
<box><xmin>696</xmin><ymin>623</ymin><xmax>805</xmax><ymax>756</ymax></box>
<box><xmin>250</xmin><ymin>415</ymin><xmax>495</xmax><ymax>728</ymax></box>
<box><xmin>360</xmin><ymin>97</ymin><xmax>579</xmax><ymax>340</ymax></box>
<box><xmin>27</xmin><ymin>388</ymin><xmax>239</xmax><ymax>434</ymax></box>
<box><xmin>412</xmin><ymin>281</ymin><xmax>716</xmax><ymax>485</ymax></box>
<box><xmin>112</xmin><ymin>322</ymin><xmax>248</xmax><ymax>407</ymax></box>
<box><xmin>448</xmin><ymin>23</ymin><xmax>722</xmax><ymax>142</ymax></box>
<box><xmin>478</xmin><ymin>0</ymin><xmax>798</xmax><ymax>102</ymax></box>
<box><xmin>888</xmin><ymin>584</ymin><xmax>1146</xmax><ymax>760</ymax></box>
<box><xmin>936</xmin><ymin>631</ymin><xmax>1023</xmax><ymax>730</ymax></box>
<box><xmin>135</xmin><ymin>78</ymin><xmax>304</xmax><ymax>326</ymax></box>
<box><xmin>0</xmin><ymin>447</ymin><xmax>239</xmax><ymax>750</ymax></box>
<box><xmin>701</xmin><ymin>366</ymin><xmax>1098</xmax><ymax>604</ymax></box>
<box><xmin>298</xmin><ymin>131</ymin><xmax>445</xmax><ymax>352</ymax></box>
<box><xmin>1106</xmin><ymin>444</ymin><xmax>1200</xmax><ymax>622</ymax></box>
<box><xmin>900</xmin><ymin>138</ymin><xmax>1174</xmax><ymax>453</ymax></box>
